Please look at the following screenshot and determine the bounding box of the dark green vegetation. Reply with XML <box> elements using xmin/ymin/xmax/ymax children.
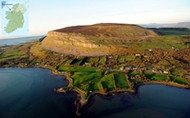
<box><xmin>150</xmin><ymin>28</ymin><xmax>190</xmax><ymax>36</ymax></box>
<box><xmin>101</xmin><ymin>74</ymin><xmax>115</xmax><ymax>91</ymax></box>
<box><xmin>0</xmin><ymin>24</ymin><xmax>190</xmax><ymax>101</ymax></box>
<box><xmin>170</xmin><ymin>76</ymin><xmax>187</xmax><ymax>85</ymax></box>
<box><xmin>57</xmin><ymin>66</ymin><xmax>96</xmax><ymax>72</ymax></box>
<box><xmin>114</xmin><ymin>73</ymin><xmax>129</xmax><ymax>88</ymax></box>
<box><xmin>145</xmin><ymin>73</ymin><xmax>168</xmax><ymax>81</ymax></box>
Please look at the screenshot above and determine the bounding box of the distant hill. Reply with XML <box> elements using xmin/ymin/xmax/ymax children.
<box><xmin>42</xmin><ymin>23</ymin><xmax>157</xmax><ymax>56</ymax></box>
<box><xmin>149</xmin><ymin>28</ymin><xmax>190</xmax><ymax>36</ymax></box>
<box><xmin>141</xmin><ymin>22</ymin><xmax>190</xmax><ymax>29</ymax></box>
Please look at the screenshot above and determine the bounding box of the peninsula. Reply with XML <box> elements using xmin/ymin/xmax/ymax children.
<box><xmin>0</xmin><ymin>23</ymin><xmax>190</xmax><ymax>114</ymax></box>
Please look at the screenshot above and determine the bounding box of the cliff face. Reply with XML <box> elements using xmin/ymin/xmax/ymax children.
<box><xmin>42</xmin><ymin>23</ymin><xmax>157</xmax><ymax>56</ymax></box>
<box><xmin>42</xmin><ymin>31</ymin><xmax>115</xmax><ymax>56</ymax></box>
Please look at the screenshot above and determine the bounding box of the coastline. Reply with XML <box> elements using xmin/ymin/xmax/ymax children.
<box><xmin>0</xmin><ymin>65</ymin><xmax>189</xmax><ymax>116</ymax></box>
<box><xmin>49</xmin><ymin>68</ymin><xmax>190</xmax><ymax>115</ymax></box>
<box><xmin>76</xmin><ymin>80</ymin><xmax>190</xmax><ymax>115</ymax></box>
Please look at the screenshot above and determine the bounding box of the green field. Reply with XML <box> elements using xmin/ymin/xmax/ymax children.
<box><xmin>118</xmin><ymin>56</ymin><xmax>126</xmax><ymax>63</ymax></box>
<box><xmin>125</xmin><ymin>35</ymin><xmax>187</xmax><ymax>50</ymax></box>
<box><xmin>0</xmin><ymin>45</ymin><xmax>26</xmax><ymax>62</ymax></box>
<box><xmin>114</xmin><ymin>73</ymin><xmax>129</xmax><ymax>88</ymax></box>
<box><xmin>88</xmin><ymin>57</ymin><xmax>99</xmax><ymax>63</ymax></box>
<box><xmin>170</xmin><ymin>76</ymin><xmax>187</xmax><ymax>85</ymax></box>
<box><xmin>72</xmin><ymin>71</ymin><xmax>130</xmax><ymax>92</ymax></box>
<box><xmin>72</xmin><ymin>71</ymin><xmax>104</xmax><ymax>87</ymax></box>
<box><xmin>117</xmin><ymin>55</ymin><xmax>135</xmax><ymax>63</ymax></box>
<box><xmin>57</xmin><ymin>66</ymin><xmax>97</xmax><ymax>72</ymax></box>
<box><xmin>125</xmin><ymin>55</ymin><xmax>135</xmax><ymax>61</ymax></box>
<box><xmin>63</xmin><ymin>59</ymin><xmax>73</xmax><ymax>66</ymax></box>
<box><xmin>98</xmin><ymin>56</ymin><xmax>106</xmax><ymax>65</ymax></box>
<box><xmin>145</xmin><ymin>73</ymin><xmax>168</xmax><ymax>81</ymax></box>
<box><xmin>87</xmin><ymin>82</ymin><xmax>103</xmax><ymax>92</ymax></box>
<box><xmin>101</xmin><ymin>74</ymin><xmax>115</xmax><ymax>91</ymax></box>
<box><xmin>71</xmin><ymin>71</ymin><xmax>116</xmax><ymax>92</ymax></box>
<box><xmin>70</xmin><ymin>59</ymin><xmax>83</xmax><ymax>65</ymax></box>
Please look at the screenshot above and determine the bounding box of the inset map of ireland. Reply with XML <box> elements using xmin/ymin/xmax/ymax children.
<box><xmin>1</xmin><ymin>0</ymin><xmax>29</xmax><ymax>35</ymax></box>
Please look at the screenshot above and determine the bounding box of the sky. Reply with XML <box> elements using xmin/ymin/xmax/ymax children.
<box><xmin>0</xmin><ymin>0</ymin><xmax>190</xmax><ymax>38</ymax></box>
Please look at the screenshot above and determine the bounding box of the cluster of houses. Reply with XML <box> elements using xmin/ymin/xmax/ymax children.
<box><xmin>151</xmin><ymin>69</ymin><xmax>169</xmax><ymax>74</ymax></box>
<box><xmin>119</xmin><ymin>65</ymin><xmax>169</xmax><ymax>75</ymax></box>
<box><xmin>119</xmin><ymin>66</ymin><xmax>143</xmax><ymax>74</ymax></box>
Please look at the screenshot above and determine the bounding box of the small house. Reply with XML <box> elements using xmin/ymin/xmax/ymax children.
<box><xmin>120</xmin><ymin>66</ymin><xmax>124</xmax><ymax>70</ymax></box>
<box><xmin>148</xmin><ymin>49</ymin><xmax>153</xmax><ymax>52</ymax></box>
<box><xmin>135</xmin><ymin>54</ymin><xmax>141</xmax><ymax>57</ymax></box>
<box><xmin>163</xmin><ymin>71</ymin><xmax>169</xmax><ymax>74</ymax></box>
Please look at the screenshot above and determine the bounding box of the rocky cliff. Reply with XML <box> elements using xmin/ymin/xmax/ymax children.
<box><xmin>42</xmin><ymin>23</ymin><xmax>157</xmax><ymax>56</ymax></box>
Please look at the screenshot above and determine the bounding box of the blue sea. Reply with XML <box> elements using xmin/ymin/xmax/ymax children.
<box><xmin>0</xmin><ymin>68</ymin><xmax>190</xmax><ymax>118</ymax></box>
<box><xmin>0</xmin><ymin>36</ymin><xmax>44</xmax><ymax>46</ymax></box>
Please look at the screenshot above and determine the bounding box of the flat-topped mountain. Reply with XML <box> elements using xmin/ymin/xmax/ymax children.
<box><xmin>54</xmin><ymin>23</ymin><xmax>156</xmax><ymax>37</ymax></box>
<box><xmin>42</xmin><ymin>23</ymin><xmax>157</xmax><ymax>56</ymax></box>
